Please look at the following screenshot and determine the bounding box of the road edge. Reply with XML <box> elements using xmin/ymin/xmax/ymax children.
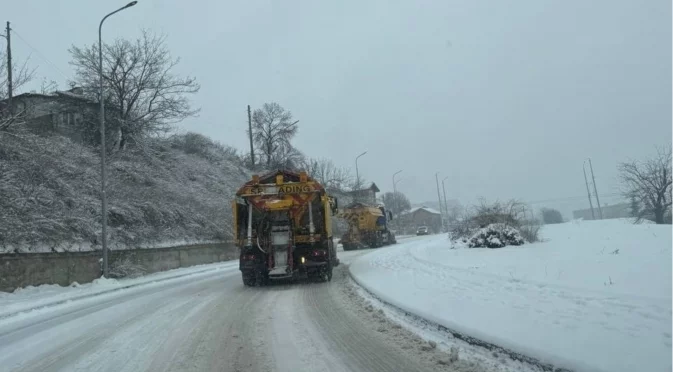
<box><xmin>0</xmin><ymin>261</ymin><xmax>237</xmax><ymax>321</ymax></box>
<box><xmin>347</xmin><ymin>261</ymin><xmax>574</xmax><ymax>372</ymax></box>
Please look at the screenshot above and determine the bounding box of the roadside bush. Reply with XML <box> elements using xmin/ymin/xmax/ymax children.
<box><xmin>540</xmin><ymin>208</ymin><xmax>563</xmax><ymax>224</ymax></box>
<box><xmin>450</xmin><ymin>199</ymin><xmax>540</xmax><ymax>244</ymax></box>
<box><xmin>109</xmin><ymin>256</ymin><xmax>146</xmax><ymax>279</ymax></box>
<box><xmin>519</xmin><ymin>223</ymin><xmax>541</xmax><ymax>243</ymax></box>
<box><xmin>468</xmin><ymin>223</ymin><xmax>524</xmax><ymax>248</ymax></box>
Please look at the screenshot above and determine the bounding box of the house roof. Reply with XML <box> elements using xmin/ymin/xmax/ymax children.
<box><xmin>0</xmin><ymin>89</ymin><xmax>94</xmax><ymax>106</ymax></box>
<box><xmin>402</xmin><ymin>206</ymin><xmax>441</xmax><ymax>215</ymax></box>
<box><xmin>348</xmin><ymin>182</ymin><xmax>380</xmax><ymax>194</ymax></box>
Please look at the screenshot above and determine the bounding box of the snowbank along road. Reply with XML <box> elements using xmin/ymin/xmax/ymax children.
<box><xmin>0</xmin><ymin>245</ymin><xmax>496</xmax><ymax>372</ymax></box>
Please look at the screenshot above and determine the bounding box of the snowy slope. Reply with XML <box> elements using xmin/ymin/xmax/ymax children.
<box><xmin>350</xmin><ymin>219</ymin><xmax>672</xmax><ymax>372</ymax></box>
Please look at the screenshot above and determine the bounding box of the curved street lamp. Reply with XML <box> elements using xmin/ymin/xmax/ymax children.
<box><xmin>391</xmin><ymin>170</ymin><xmax>403</xmax><ymax>217</ymax></box>
<box><xmin>99</xmin><ymin>1</ymin><xmax>138</xmax><ymax>278</ymax></box>
<box><xmin>355</xmin><ymin>151</ymin><xmax>367</xmax><ymax>190</ymax></box>
<box><xmin>392</xmin><ymin>170</ymin><xmax>403</xmax><ymax>194</ymax></box>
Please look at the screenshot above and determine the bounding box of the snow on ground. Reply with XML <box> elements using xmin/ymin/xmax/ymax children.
<box><xmin>350</xmin><ymin>219</ymin><xmax>672</xmax><ymax>372</ymax></box>
<box><xmin>0</xmin><ymin>260</ymin><xmax>238</xmax><ymax>319</ymax></box>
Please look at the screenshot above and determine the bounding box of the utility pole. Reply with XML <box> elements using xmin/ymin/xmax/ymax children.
<box><xmin>435</xmin><ymin>172</ymin><xmax>443</xmax><ymax>232</ymax></box>
<box><xmin>247</xmin><ymin>105</ymin><xmax>255</xmax><ymax>169</ymax></box>
<box><xmin>442</xmin><ymin>176</ymin><xmax>449</xmax><ymax>224</ymax></box>
<box><xmin>5</xmin><ymin>22</ymin><xmax>12</xmax><ymax>111</ymax></box>
<box><xmin>583</xmin><ymin>161</ymin><xmax>596</xmax><ymax>220</ymax></box>
<box><xmin>588</xmin><ymin>158</ymin><xmax>603</xmax><ymax>219</ymax></box>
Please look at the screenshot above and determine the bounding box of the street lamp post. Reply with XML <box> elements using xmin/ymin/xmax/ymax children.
<box><xmin>392</xmin><ymin>169</ymin><xmax>402</xmax><ymax>213</ymax></box>
<box><xmin>393</xmin><ymin>177</ymin><xmax>404</xmax><ymax>190</ymax></box>
<box><xmin>99</xmin><ymin>1</ymin><xmax>138</xmax><ymax>278</ymax></box>
<box><xmin>355</xmin><ymin>151</ymin><xmax>367</xmax><ymax>191</ymax></box>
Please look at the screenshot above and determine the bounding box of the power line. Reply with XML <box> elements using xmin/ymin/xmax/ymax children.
<box><xmin>11</xmin><ymin>28</ymin><xmax>68</xmax><ymax>80</ymax></box>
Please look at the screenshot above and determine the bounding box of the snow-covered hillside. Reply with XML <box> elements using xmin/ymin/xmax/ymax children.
<box><xmin>350</xmin><ymin>219</ymin><xmax>672</xmax><ymax>372</ymax></box>
<box><xmin>0</xmin><ymin>131</ymin><xmax>251</xmax><ymax>253</ymax></box>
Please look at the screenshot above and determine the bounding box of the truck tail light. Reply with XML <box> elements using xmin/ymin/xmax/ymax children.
<box><xmin>311</xmin><ymin>250</ymin><xmax>327</xmax><ymax>257</ymax></box>
<box><xmin>242</xmin><ymin>254</ymin><xmax>256</xmax><ymax>261</ymax></box>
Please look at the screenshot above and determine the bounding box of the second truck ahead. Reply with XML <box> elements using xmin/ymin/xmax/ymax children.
<box><xmin>233</xmin><ymin>170</ymin><xmax>339</xmax><ymax>286</ymax></box>
<box><xmin>339</xmin><ymin>202</ymin><xmax>396</xmax><ymax>250</ymax></box>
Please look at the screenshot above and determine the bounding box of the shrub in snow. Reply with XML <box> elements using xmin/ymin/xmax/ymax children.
<box><xmin>541</xmin><ymin>207</ymin><xmax>564</xmax><ymax>224</ymax></box>
<box><xmin>109</xmin><ymin>256</ymin><xmax>147</xmax><ymax>279</ymax></box>
<box><xmin>450</xmin><ymin>199</ymin><xmax>540</xmax><ymax>244</ymax></box>
<box><xmin>468</xmin><ymin>223</ymin><xmax>524</xmax><ymax>248</ymax></box>
<box><xmin>518</xmin><ymin>223</ymin><xmax>541</xmax><ymax>243</ymax></box>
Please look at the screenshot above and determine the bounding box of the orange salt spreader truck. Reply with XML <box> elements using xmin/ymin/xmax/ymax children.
<box><xmin>232</xmin><ymin>170</ymin><xmax>340</xmax><ymax>286</ymax></box>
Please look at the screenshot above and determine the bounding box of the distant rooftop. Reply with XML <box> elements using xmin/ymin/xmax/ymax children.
<box><xmin>402</xmin><ymin>206</ymin><xmax>441</xmax><ymax>215</ymax></box>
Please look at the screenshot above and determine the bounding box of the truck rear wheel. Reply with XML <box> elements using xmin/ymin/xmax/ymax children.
<box><xmin>321</xmin><ymin>262</ymin><xmax>333</xmax><ymax>282</ymax></box>
<box><xmin>242</xmin><ymin>272</ymin><xmax>255</xmax><ymax>287</ymax></box>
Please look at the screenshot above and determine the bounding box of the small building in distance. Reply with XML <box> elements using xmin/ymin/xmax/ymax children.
<box><xmin>572</xmin><ymin>203</ymin><xmax>631</xmax><ymax>220</ymax></box>
<box><xmin>399</xmin><ymin>206</ymin><xmax>442</xmax><ymax>234</ymax></box>
<box><xmin>0</xmin><ymin>87</ymin><xmax>119</xmax><ymax>146</ymax></box>
<box><xmin>346</xmin><ymin>182</ymin><xmax>380</xmax><ymax>205</ymax></box>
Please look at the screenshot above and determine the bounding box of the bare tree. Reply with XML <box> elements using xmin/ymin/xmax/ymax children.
<box><xmin>0</xmin><ymin>51</ymin><xmax>35</xmax><ymax>131</ymax></box>
<box><xmin>0</xmin><ymin>51</ymin><xmax>35</xmax><ymax>100</ymax></box>
<box><xmin>250</xmin><ymin>102</ymin><xmax>298</xmax><ymax>167</ymax></box>
<box><xmin>268</xmin><ymin>144</ymin><xmax>304</xmax><ymax>171</ymax></box>
<box><xmin>381</xmin><ymin>191</ymin><xmax>411</xmax><ymax>216</ymax></box>
<box><xmin>39</xmin><ymin>77</ymin><xmax>58</xmax><ymax>94</ymax></box>
<box><xmin>302</xmin><ymin>157</ymin><xmax>353</xmax><ymax>191</ymax></box>
<box><xmin>618</xmin><ymin>146</ymin><xmax>672</xmax><ymax>224</ymax></box>
<box><xmin>69</xmin><ymin>30</ymin><xmax>200</xmax><ymax>150</ymax></box>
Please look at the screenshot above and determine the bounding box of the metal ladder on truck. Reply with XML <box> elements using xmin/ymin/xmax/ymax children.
<box><xmin>268</xmin><ymin>213</ymin><xmax>293</xmax><ymax>278</ymax></box>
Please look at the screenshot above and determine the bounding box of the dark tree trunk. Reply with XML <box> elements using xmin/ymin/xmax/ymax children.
<box><xmin>654</xmin><ymin>208</ymin><xmax>665</xmax><ymax>224</ymax></box>
<box><xmin>119</xmin><ymin>126</ymin><xmax>129</xmax><ymax>150</ymax></box>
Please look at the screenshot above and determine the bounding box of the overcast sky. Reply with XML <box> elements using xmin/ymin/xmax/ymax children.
<box><xmin>6</xmin><ymin>0</ymin><xmax>671</xmax><ymax>216</ymax></box>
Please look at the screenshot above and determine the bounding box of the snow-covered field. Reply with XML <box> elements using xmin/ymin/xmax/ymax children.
<box><xmin>350</xmin><ymin>219</ymin><xmax>672</xmax><ymax>372</ymax></box>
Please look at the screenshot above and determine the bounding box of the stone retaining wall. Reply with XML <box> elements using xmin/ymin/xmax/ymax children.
<box><xmin>0</xmin><ymin>243</ymin><xmax>238</xmax><ymax>292</ymax></box>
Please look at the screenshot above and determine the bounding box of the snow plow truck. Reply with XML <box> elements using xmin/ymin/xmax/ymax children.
<box><xmin>233</xmin><ymin>170</ymin><xmax>340</xmax><ymax>286</ymax></box>
<box><xmin>339</xmin><ymin>202</ymin><xmax>396</xmax><ymax>250</ymax></box>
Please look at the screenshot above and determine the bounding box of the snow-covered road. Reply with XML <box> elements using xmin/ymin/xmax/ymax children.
<box><xmin>0</xmin><ymin>249</ymin><xmax>490</xmax><ymax>372</ymax></box>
